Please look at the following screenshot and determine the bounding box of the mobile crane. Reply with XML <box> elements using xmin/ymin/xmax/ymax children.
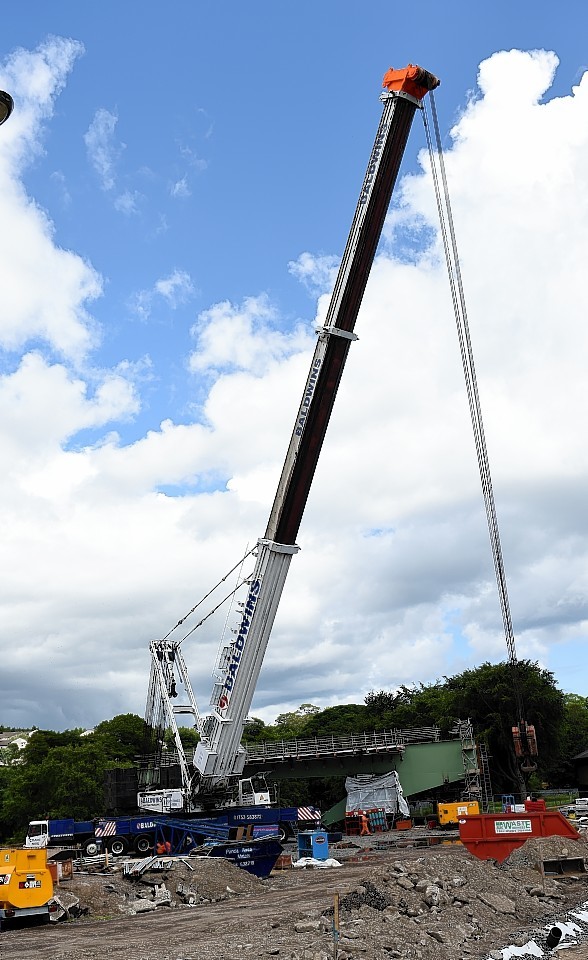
<box><xmin>139</xmin><ymin>65</ymin><xmax>440</xmax><ymax>816</ymax></box>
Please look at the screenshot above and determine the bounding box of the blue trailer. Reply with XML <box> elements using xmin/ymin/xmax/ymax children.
<box><xmin>25</xmin><ymin>804</ymin><xmax>320</xmax><ymax>857</ymax></box>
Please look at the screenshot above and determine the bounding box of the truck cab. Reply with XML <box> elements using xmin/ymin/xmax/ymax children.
<box><xmin>24</xmin><ymin>821</ymin><xmax>49</xmax><ymax>849</ymax></box>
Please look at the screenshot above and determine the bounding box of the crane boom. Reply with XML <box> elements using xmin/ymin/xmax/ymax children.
<box><xmin>267</xmin><ymin>65</ymin><xmax>440</xmax><ymax>546</ymax></box>
<box><xmin>194</xmin><ymin>65</ymin><xmax>440</xmax><ymax>792</ymax></box>
<box><xmin>143</xmin><ymin>65</ymin><xmax>440</xmax><ymax>809</ymax></box>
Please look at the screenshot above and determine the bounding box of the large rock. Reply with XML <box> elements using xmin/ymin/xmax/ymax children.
<box><xmin>477</xmin><ymin>891</ymin><xmax>516</xmax><ymax>914</ymax></box>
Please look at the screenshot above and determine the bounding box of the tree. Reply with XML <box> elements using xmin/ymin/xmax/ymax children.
<box><xmin>274</xmin><ymin>704</ymin><xmax>321</xmax><ymax>738</ymax></box>
<box><xmin>91</xmin><ymin>714</ymin><xmax>144</xmax><ymax>764</ymax></box>
<box><xmin>441</xmin><ymin>661</ymin><xmax>564</xmax><ymax>794</ymax></box>
<box><xmin>364</xmin><ymin>662</ymin><xmax>566</xmax><ymax>795</ymax></box>
<box><xmin>0</xmin><ymin>715</ymin><xmax>145</xmax><ymax>843</ymax></box>
<box><xmin>544</xmin><ymin>693</ymin><xmax>588</xmax><ymax>785</ymax></box>
<box><xmin>301</xmin><ymin>704</ymin><xmax>369</xmax><ymax>737</ymax></box>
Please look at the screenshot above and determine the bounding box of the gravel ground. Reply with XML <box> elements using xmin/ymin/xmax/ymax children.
<box><xmin>1</xmin><ymin>833</ymin><xmax>588</xmax><ymax>959</ymax></box>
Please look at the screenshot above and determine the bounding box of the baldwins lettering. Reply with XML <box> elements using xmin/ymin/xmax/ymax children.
<box><xmin>358</xmin><ymin>123</ymin><xmax>389</xmax><ymax>205</ymax></box>
<box><xmin>221</xmin><ymin>579</ymin><xmax>261</xmax><ymax>702</ymax></box>
<box><xmin>295</xmin><ymin>358</ymin><xmax>321</xmax><ymax>437</ymax></box>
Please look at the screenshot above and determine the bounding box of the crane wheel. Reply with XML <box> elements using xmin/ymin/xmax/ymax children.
<box><xmin>135</xmin><ymin>835</ymin><xmax>152</xmax><ymax>854</ymax></box>
<box><xmin>109</xmin><ymin>838</ymin><xmax>128</xmax><ymax>856</ymax></box>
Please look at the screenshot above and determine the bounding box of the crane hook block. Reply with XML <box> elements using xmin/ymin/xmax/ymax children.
<box><xmin>382</xmin><ymin>64</ymin><xmax>440</xmax><ymax>100</ymax></box>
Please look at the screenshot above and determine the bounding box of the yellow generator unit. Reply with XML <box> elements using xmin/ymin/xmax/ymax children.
<box><xmin>437</xmin><ymin>801</ymin><xmax>480</xmax><ymax>827</ymax></box>
<box><xmin>0</xmin><ymin>848</ymin><xmax>54</xmax><ymax>929</ymax></box>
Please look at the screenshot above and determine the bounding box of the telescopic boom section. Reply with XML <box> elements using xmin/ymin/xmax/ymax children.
<box><xmin>266</xmin><ymin>64</ymin><xmax>439</xmax><ymax>546</ymax></box>
<box><xmin>194</xmin><ymin>66</ymin><xmax>439</xmax><ymax>791</ymax></box>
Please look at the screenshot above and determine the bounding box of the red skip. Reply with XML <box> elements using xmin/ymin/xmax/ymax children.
<box><xmin>459</xmin><ymin>810</ymin><xmax>580</xmax><ymax>863</ymax></box>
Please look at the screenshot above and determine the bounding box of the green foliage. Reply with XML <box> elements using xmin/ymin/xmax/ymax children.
<box><xmin>0</xmin><ymin>715</ymin><xmax>144</xmax><ymax>843</ymax></box>
<box><xmin>363</xmin><ymin>661</ymin><xmax>565</xmax><ymax>794</ymax></box>
<box><xmin>91</xmin><ymin>714</ymin><xmax>145</xmax><ymax>764</ymax></box>
<box><xmin>241</xmin><ymin>718</ymin><xmax>275</xmax><ymax>743</ymax></box>
<box><xmin>544</xmin><ymin>693</ymin><xmax>588</xmax><ymax>784</ymax></box>
<box><xmin>0</xmin><ymin>744</ymin><xmax>20</xmax><ymax>766</ymax></box>
<box><xmin>300</xmin><ymin>704</ymin><xmax>369</xmax><ymax>737</ymax></box>
<box><xmin>0</xmin><ymin>663</ymin><xmax>581</xmax><ymax>841</ymax></box>
<box><xmin>274</xmin><ymin>704</ymin><xmax>321</xmax><ymax>738</ymax></box>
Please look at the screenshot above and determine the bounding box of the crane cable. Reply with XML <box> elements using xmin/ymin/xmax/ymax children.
<box><xmin>159</xmin><ymin>545</ymin><xmax>256</xmax><ymax>643</ymax></box>
<box><xmin>422</xmin><ymin>92</ymin><xmax>526</xmax><ymax>726</ymax></box>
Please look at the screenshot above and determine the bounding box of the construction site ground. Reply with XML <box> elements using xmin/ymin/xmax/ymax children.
<box><xmin>1</xmin><ymin>829</ymin><xmax>588</xmax><ymax>959</ymax></box>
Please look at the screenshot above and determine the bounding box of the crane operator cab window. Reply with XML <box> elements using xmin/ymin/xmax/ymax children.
<box><xmin>239</xmin><ymin>775</ymin><xmax>271</xmax><ymax>807</ymax></box>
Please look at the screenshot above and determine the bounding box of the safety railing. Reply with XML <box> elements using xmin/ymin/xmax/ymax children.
<box><xmin>244</xmin><ymin>726</ymin><xmax>442</xmax><ymax>763</ymax></box>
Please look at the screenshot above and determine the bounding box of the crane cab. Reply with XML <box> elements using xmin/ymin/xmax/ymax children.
<box><xmin>238</xmin><ymin>775</ymin><xmax>271</xmax><ymax>807</ymax></box>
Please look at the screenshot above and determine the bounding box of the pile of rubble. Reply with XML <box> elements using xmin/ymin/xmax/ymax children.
<box><xmin>309</xmin><ymin>847</ymin><xmax>585</xmax><ymax>959</ymax></box>
<box><xmin>50</xmin><ymin>836</ymin><xmax>588</xmax><ymax>959</ymax></box>
<box><xmin>63</xmin><ymin>855</ymin><xmax>260</xmax><ymax>918</ymax></box>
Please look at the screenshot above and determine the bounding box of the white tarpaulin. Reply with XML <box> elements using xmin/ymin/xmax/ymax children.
<box><xmin>345</xmin><ymin>771</ymin><xmax>410</xmax><ymax>817</ymax></box>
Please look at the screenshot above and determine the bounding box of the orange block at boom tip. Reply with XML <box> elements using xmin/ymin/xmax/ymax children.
<box><xmin>382</xmin><ymin>64</ymin><xmax>440</xmax><ymax>100</ymax></box>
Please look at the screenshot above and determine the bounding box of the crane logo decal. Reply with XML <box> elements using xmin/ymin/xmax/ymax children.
<box><xmin>358</xmin><ymin>123</ymin><xmax>389</xmax><ymax>205</ymax></box>
<box><xmin>295</xmin><ymin>358</ymin><xmax>322</xmax><ymax>437</ymax></box>
<box><xmin>220</xmin><ymin>579</ymin><xmax>261</xmax><ymax>705</ymax></box>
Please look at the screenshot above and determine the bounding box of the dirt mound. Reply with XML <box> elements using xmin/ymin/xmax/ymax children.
<box><xmin>13</xmin><ymin>841</ymin><xmax>586</xmax><ymax>959</ymax></box>
<box><xmin>66</xmin><ymin>855</ymin><xmax>262</xmax><ymax>918</ymax></box>
<box><xmin>504</xmin><ymin>833</ymin><xmax>588</xmax><ymax>870</ymax></box>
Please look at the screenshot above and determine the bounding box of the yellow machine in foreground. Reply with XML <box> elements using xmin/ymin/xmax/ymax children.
<box><xmin>0</xmin><ymin>848</ymin><xmax>54</xmax><ymax>929</ymax></box>
<box><xmin>437</xmin><ymin>801</ymin><xmax>480</xmax><ymax>827</ymax></box>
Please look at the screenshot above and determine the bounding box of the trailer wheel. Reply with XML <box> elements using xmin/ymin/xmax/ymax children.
<box><xmin>135</xmin><ymin>835</ymin><xmax>152</xmax><ymax>855</ymax></box>
<box><xmin>83</xmin><ymin>839</ymin><xmax>100</xmax><ymax>856</ymax></box>
<box><xmin>110</xmin><ymin>837</ymin><xmax>128</xmax><ymax>856</ymax></box>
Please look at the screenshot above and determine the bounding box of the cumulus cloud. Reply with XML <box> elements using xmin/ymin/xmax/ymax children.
<box><xmin>288</xmin><ymin>251</ymin><xmax>339</xmax><ymax>297</ymax></box>
<box><xmin>1</xmin><ymin>44</ymin><xmax>588</xmax><ymax>733</ymax></box>
<box><xmin>0</xmin><ymin>37</ymin><xmax>101</xmax><ymax>361</ymax></box>
<box><xmin>189</xmin><ymin>295</ymin><xmax>312</xmax><ymax>376</ymax></box>
<box><xmin>129</xmin><ymin>270</ymin><xmax>196</xmax><ymax>320</ymax></box>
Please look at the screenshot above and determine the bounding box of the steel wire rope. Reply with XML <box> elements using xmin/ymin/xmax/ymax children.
<box><xmin>422</xmin><ymin>92</ymin><xmax>526</xmax><ymax>723</ymax></box>
<box><xmin>159</xmin><ymin>546</ymin><xmax>256</xmax><ymax>642</ymax></box>
<box><xmin>178</xmin><ymin>572</ymin><xmax>254</xmax><ymax>646</ymax></box>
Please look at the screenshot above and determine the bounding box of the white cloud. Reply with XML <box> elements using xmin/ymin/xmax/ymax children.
<box><xmin>170</xmin><ymin>176</ymin><xmax>191</xmax><ymax>198</ymax></box>
<box><xmin>0</xmin><ymin>38</ymin><xmax>101</xmax><ymax>361</ymax></box>
<box><xmin>0</xmin><ymin>36</ymin><xmax>84</xmax><ymax>172</ymax></box>
<box><xmin>155</xmin><ymin>270</ymin><xmax>194</xmax><ymax>306</ymax></box>
<box><xmin>189</xmin><ymin>295</ymin><xmax>312</xmax><ymax>376</ymax></box>
<box><xmin>288</xmin><ymin>251</ymin><xmax>339</xmax><ymax>296</ymax></box>
<box><xmin>129</xmin><ymin>270</ymin><xmax>196</xmax><ymax>320</ymax></box>
<box><xmin>84</xmin><ymin>107</ymin><xmax>121</xmax><ymax>192</ymax></box>
<box><xmin>114</xmin><ymin>189</ymin><xmax>142</xmax><ymax>215</ymax></box>
<box><xmin>1</xmin><ymin>45</ymin><xmax>588</xmax><ymax>733</ymax></box>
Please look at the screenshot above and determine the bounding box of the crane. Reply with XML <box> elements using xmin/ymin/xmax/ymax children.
<box><xmin>139</xmin><ymin>64</ymin><xmax>440</xmax><ymax>814</ymax></box>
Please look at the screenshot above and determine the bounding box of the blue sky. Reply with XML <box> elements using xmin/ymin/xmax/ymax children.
<box><xmin>1</xmin><ymin>2</ymin><xmax>588</xmax><ymax>733</ymax></box>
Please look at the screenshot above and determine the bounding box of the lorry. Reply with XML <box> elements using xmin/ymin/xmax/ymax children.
<box><xmin>25</xmin><ymin>800</ymin><xmax>320</xmax><ymax>856</ymax></box>
<box><xmin>0</xmin><ymin>848</ymin><xmax>55</xmax><ymax>930</ymax></box>
<box><xmin>138</xmin><ymin>63</ymin><xmax>440</xmax><ymax>820</ymax></box>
